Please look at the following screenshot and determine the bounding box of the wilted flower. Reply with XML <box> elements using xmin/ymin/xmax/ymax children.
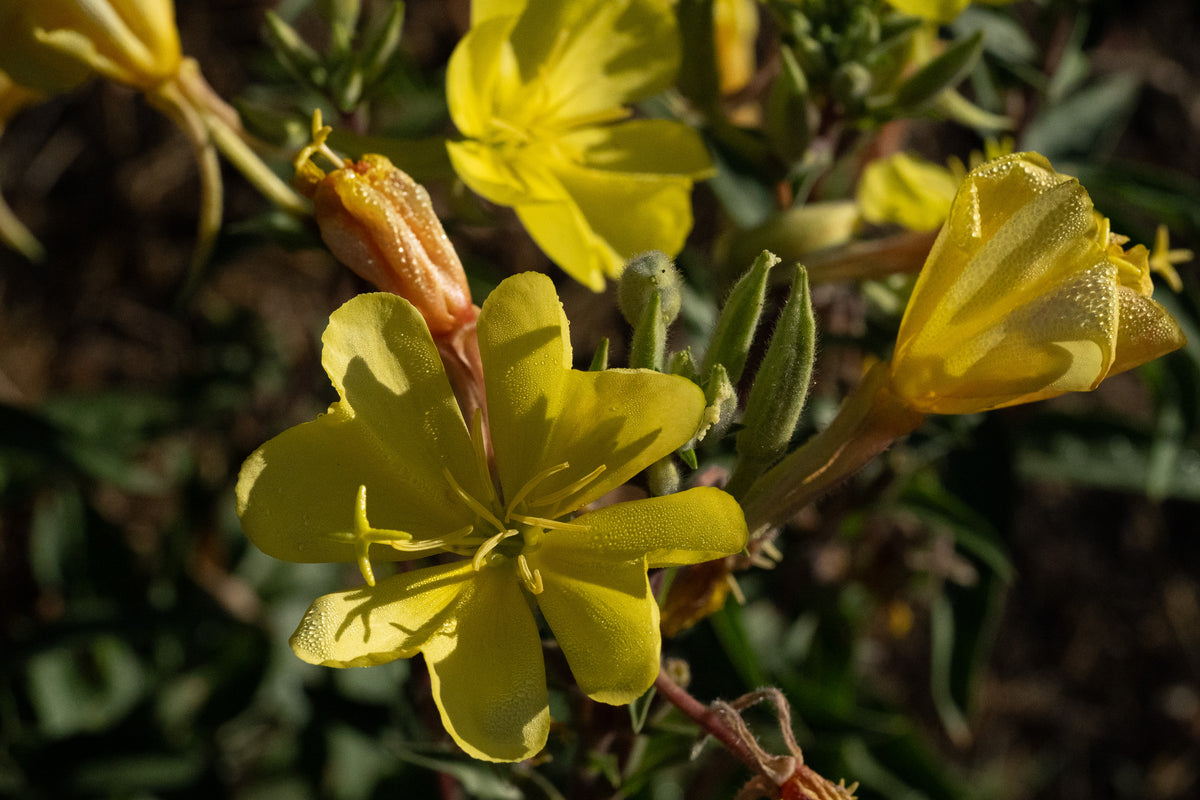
<box><xmin>445</xmin><ymin>0</ymin><xmax>714</xmax><ymax>290</ymax></box>
<box><xmin>237</xmin><ymin>273</ymin><xmax>748</xmax><ymax>761</ymax></box>
<box><xmin>294</xmin><ymin>113</ymin><xmax>474</xmax><ymax>337</ymax></box>
<box><xmin>889</xmin><ymin>152</ymin><xmax>1186</xmax><ymax>414</ymax></box>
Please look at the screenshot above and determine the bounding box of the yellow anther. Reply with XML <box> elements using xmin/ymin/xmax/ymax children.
<box><xmin>293</xmin><ymin>109</ymin><xmax>348</xmax><ymax>175</ymax></box>
<box><xmin>472</xmin><ymin>528</ymin><xmax>519</xmax><ymax>571</ymax></box>
<box><xmin>506</xmin><ymin>462</ymin><xmax>570</xmax><ymax>514</ymax></box>
<box><xmin>443</xmin><ymin>467</ymin><xmax>505</xmax><ymax>531</ymax></box>
<box><xmin>525</xmin><ymin>463</ymin><xmax>606</xmax><ymax>510</ymax></box>
<box><xmin>517</xmin><ymin>554</ymin><xmax>544</xmax><ymax>595</ymax></box>
<box><xmin>507</xmin><ymin>511</ymin><xmax>589</xmax><ymax>533</ymax></box>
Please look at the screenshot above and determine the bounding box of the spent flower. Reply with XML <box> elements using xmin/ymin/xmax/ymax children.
<box><xmin>236</xmin><ymin>273</ymin><xmax>748</xmax><ymax>761</ymax></box>
<box><xmin>445</xmin><ymin>0</ymin><xmax>714</xmax><ymax>290</ymax></box>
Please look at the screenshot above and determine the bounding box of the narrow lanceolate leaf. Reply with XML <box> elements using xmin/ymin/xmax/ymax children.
<box><xmin>889</xmin><ymin>31</ymin><xmax>984</xmax><ymax>114</ymax></box>
<box><xmin>702</xmin><ymin>250</ymin><xmax>781</xmax><ymax>384</ymax></box>
<box><xmin>629</xmin><ymin>292</ymin><xmax>667</xmax><ymax>371</ymax></box>
<box><xmin>728</xmin><ymin>266</ymin><xmax>816</xmax><ymax>497</ymax></box>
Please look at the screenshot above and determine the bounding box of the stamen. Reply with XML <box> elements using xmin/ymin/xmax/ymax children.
<box><xmin>387</xmin><ymin>524</ymin><xmax>474</xmax><ymax>553</ymax></box>
<box><xmin>472</xmin><ymin>528</ymin><xmax>519</xmax><ymax>571</ymax></box>
<box><xmin>506</xmin><ymin>462</ymin><xmax>571</xmax><ymax>515</ymax></box>
<box><xmin>517</xmin><ymin>554</ymin><xmax>544</xmax><ymax>595</ymax></box>
<box><xmin>526</xmin><ymin>463</ymin><xmax>607</xmax><ymax>510</ymax></box>
<box><xmin>443</xmin><ymin>467</ymin><xmax>505</xmax><ymax>531</ymax></box>
<box><xmin>469</xmin><ymin>408</ymin><xmax>499</xmax><ymax>508</ymax></box>
<box><xmin>507</xmin><ymin>511</ymin><xmax>590</xmax><ymax>533</ymax></box>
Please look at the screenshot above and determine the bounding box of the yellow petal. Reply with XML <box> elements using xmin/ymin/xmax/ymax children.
<box><xmin>424</xmin><ymin>563</ymin><xmax>550</xmax><ymax>762</ymax></box>
<box><xmin>478</xmin><ymin>274</ymin><xmax>706</xmax><ymax>518</ymax></box>
<box><xmin>445</xmin><ymin>14</ymin><xmax>517</xmax><ymax>139</ymax></box>
<box><xmin>289</xmin><ymin>562</ymin><xmax>474</xmax><ymax>667</ymax></box>
<box><xmin>237</xmin><ymin>293</ymin><xmax>482</xmax><ymax>562</ymax></box>
<box><xmin>857</xmin><ymin>151</ymin><xmax>958</xmax><ymax>232</ymax></box>
<box><xmin>1106</xmin><ymin>287</ymin><xmax>1187</xmax><ymax>379</ymax></box>
<box><xmin>528</xmin><ymin>545</ymin><xmax>661</xmax><ymax>705</ymax></box>
<box><xmin>570</xmin><ymin>487</ymin><xmax>749</xmax><ymax>568</ymax></box>
<box><xmin>506</xmin><ymin>0</ymin><xmax>679</xmax><ymax>121</ymax></box>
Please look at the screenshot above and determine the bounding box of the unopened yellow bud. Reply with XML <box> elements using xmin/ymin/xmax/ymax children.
<box><xmin>295</xmin><ymin>120</ymin><xmax>473</xmax><ymax>336</ymax></box>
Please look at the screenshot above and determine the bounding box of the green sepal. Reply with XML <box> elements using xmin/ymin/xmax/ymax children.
<box><xmin>263</xmin><ymin>11</ymin><xmax>326</xmax><ymax>87</ymax></box>
<box><xmin>647</xmin><ymin>458</ymin><xmax>681</xmax><ymax>497</ymax></box>
<box><xmin>765</xmin><ymin>46</ymin><xmax>812</xmax><ymax>164</ymax></box>
<box><xmin>667</xmin><ymin>347</ymin><xmax>700</xmax><ymax>383</ymax></box>
<box><xmin>675</xmin><ymin>0</ymin><xmax>719</xmax><ymax>113</ymax></box>
<box><xmin>361</xmin><ymin>2</ymin><xmax>406</xmax><ymax>85</ymax></box>
<box><xmin>884</xmin><ymin>31</ymin><xmax>984</xmax><ymax>115</ymax></box>
<box><xmin>702</xmin><ymin>250</ymin><xmax>781</xmax><ymax>384</ymax></box>
<box><xmin>589</xmin><ymin>338</ymin><xmax>610</xmax><ymax>371</ymax></box>
<box><xmin>727</xmin><ymin>266</ymin><xmax>816</xmax><ymax>498</ymax></box>
<box><xmin>618</xmin><ymin>251</ymin><xmax>683</xmax><ymax>328</ymax></box>
<box><xmin>629</xmin><ymin>293</ymin><xmax>666</xmax><ymax>371</ymax></box>
<box><xmin>688</xmin><ymin>363</ymin><xmax>737</xmax><ymax>449</ymax></box>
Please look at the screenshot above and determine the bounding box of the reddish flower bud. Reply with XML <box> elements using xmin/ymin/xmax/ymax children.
<box><xmin>296</xmin><ymin>124</ymin><xmax>474</xmax><ymax>336</ymax></box>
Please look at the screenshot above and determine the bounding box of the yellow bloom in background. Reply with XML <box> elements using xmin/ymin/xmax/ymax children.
<box><xmin>0</xmin><ymin>0</ymin><xmax>181</xmax><ymax>93</ymax></box>
<box><xmin>886</xmin><ymin>0</ymin><xmax>1018</xmax><ymax>24</ymax></box>
<box><xmin>236</xmin><ymin>273</ymin><xmax>747</xmax><ymax>761</ymax></box>
<box><xmin>889</xmin><ymin>152</ymin><xmax>1186</xmax><ymax>415</ymax></box>
<box><xmin>0</xmin><ymin>70</ymin><xmax>45</xmax><ymax>261</ymax></box>
<box><xmin>446</xmin><ymin>0</ymin><xmax>714</xmax><ymax>290</ymax></box>
<box><xmin>857</xmin><ymin>151</ymin><xmax>960</xmax><ymax>232</ymax></box>
<box><xmin>0</xmin><ymin>0</ymin><xmax>306</xmax><ymax>270</ymax></box>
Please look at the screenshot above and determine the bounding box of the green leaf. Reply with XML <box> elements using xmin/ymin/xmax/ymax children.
<box><xmin>886</xmin><ymin>31</ymin><xmax>984</xmax><ymax>115</ymax></box>
<box><xmin>1021</xmin><ymin>73</ymin><xmax>1141</xmax><ymax>161</ymax></box>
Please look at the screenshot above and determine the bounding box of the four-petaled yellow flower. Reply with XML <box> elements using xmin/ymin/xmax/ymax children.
<box><xmin>236</xmin><ymin>272</ymin><xmax>748</xmax><ymax>762</ymax></box>
<box><xmin>890</xmin><ymin>152</ymin><xmax>1187</xmax><ymax>414</ymax></box>
<box><xmin>445</xmin><ymin>0</ymin><xmax>714</xmax><ymax>291</ymax></box>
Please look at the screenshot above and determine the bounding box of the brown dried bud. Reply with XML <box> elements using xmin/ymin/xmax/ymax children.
<box><xmin>296</xmin><ymin>130</ymin><xmax>473</xmax><ymax>336</ymax></box>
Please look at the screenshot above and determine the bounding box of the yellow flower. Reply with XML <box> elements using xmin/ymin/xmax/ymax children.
<box><xmin>0</xmin><ymin>69</ymin><xmax>46</xmax><ymax>261</ymax></box>
<box><xmin>0</xmin><ymin>0</ymin><xmax>181</xmax><ymax>93</ymax></box>
<box><xmin>889</xmin><ymin>152</ymin><xmax>1186</xmax><ymax>415</ymax></box>
<box><xmin>445</xmin><ymin>0</ymin><xmax>714</xmax><ymax>290</ymax></box>
<box><xmin>857</xmin><ymin>151</ymin><xmax>960</xmax><ymax>232</ymax></box>
<box><xmin>886</xmin><ymin>0</ymin><xmax>1017</xmax><ymax>24</ymax></box>
<box><xmin>236</xmin><ymin>273</ymin><xmax>748</xmax><ymax>761</ymax></box>
<box><xmin>0</xmin><ymin>0</ymin><xmax>307</xmax><ymax>271</ymax></box>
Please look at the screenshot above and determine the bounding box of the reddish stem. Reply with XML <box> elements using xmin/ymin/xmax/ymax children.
<box><xmin>653</xmin><ymin>667</ymin><xmax>761</xmax><ymax>774</ymax></box>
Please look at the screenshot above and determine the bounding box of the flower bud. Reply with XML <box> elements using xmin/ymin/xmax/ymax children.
<box><xmin>297</xmin><ymin>141</ymin><xmax>473</xmax><ymax>337</ymax></box>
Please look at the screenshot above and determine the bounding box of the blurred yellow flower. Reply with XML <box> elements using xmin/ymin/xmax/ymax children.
<box><xmin>890</xmin><ymin>152</ymin><xmax>1186</xmax><ymax>414</ymax></box>
<box><xmin>0</xmin><ymin>70</ymin><xmax>45</xmax><ymax>261</ymax></box>
<box><xmin>857</xmin><ymin>152</ymin><xmax>960</xmax><ymax>232</ymax></box>
<box><xmin>0</xmin><ymin>0</ymin><xmax>306</xmax><ymax>269</ymax></box>
<box><xmin>0</xmin><ymin>0</ymin><xmax>181</xmax><ymax>93</ymax></box>
<box><xmin>446</xmin><ymin>0</ymin><xmax>714</xmax><ymax>290</ymax></box>
<box><xmin>237</xmin><ymin>273</ymin><xmax>747</xmax><ymax>761</ymax></box>
<box><xmin>886</xmin><ymin>0</ymin><xmax>1017</xmax><ymax>24</ymax></box>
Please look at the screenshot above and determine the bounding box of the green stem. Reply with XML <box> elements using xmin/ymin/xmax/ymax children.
<box><xmin>740</xmin><ymin>360</ymin><xmax>925</xmax><ymax>532</ymax></box>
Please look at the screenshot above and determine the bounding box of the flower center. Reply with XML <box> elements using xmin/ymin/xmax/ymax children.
<box><xmin>334</xmin><ymin>409</ymin><xmax>603</xmax><ymax>595</ymax></box>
